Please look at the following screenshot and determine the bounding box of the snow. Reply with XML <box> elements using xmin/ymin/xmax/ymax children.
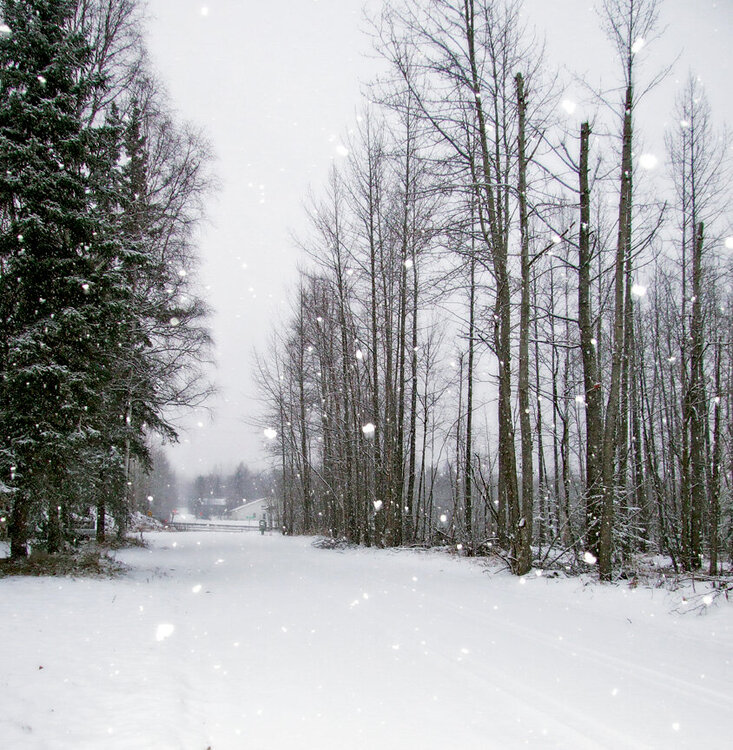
<box><xmin>1</xmin><ymin>532</ymin><xmax>730</xmax><ymax>749</ymax></box>
<box><xmin>560</xmin><ymin>99</ymin><xmax>576</xmax><ymax>115</ymax></box>
<box><xmin>631</xmin><ymin>283</ymin><xmax>648</xmax><ymax>298</ymax></box>
<box><xmin>638</xmin><ymin>153</ymin><xmax>658</xmax><ymax>170</ymax></box>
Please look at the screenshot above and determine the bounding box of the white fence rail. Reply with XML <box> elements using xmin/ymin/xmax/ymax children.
<box><xmin>170</xmin><ymin>520</ymin><xmax>270</xmax><ymax>533</ymax></box>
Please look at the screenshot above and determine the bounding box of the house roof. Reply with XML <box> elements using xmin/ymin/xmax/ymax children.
<box><xmin>228</xmin><ymin>498</ymin><xmax>270</xmax><ymax>513</ymax></box>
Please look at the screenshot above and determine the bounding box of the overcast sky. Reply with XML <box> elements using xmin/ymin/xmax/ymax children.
<box><xmin>144</xmin><ymin>0</ymin><xmax>732</xmax><ymax>480</ymax></box>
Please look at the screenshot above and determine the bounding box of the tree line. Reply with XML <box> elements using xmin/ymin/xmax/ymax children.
<box><xmin>257</xmin><ymin>0</ymin><xmax>731</xmax><ymax>579</ymax></box>
<box><xmin>187</xmin><ymin>464</ymin><xmax>276</xmax><ymax>514</ymax></box>
<box><xmin>125</xmin><ymin>456</ymin><xmax>274</xmax><ymax>523</ymax></box>
<box><xmin>0</xmin><ymin>0</ymin><xmax>212</xmax><ymax>558</ymax></box>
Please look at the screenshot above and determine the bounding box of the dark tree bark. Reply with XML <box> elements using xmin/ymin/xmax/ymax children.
<box><xmin>515</xmin><ymin>72</ymin><xmax>533</xmax><ymax>573</ymax></box>
<box><xmin>578</xmin><ymin>122</ymin><xmax>604</xmax><ymax>561</ymax></box>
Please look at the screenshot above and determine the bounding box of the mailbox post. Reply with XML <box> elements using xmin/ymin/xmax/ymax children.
<box><xmin>259</xmin><ymin>519</ymin><xmax>267</xmax><ymax>535</ymax></box>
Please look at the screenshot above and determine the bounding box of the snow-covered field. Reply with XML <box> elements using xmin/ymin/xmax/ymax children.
<box><xmin>1</xmin><ymin>532</ymin><xmax>730</xmax><ymax>749</ymax></box>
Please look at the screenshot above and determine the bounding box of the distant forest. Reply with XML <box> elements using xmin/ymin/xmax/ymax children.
<box><xmin>130</xmin><ymin>453</ymin><xmax>274</xmax><ymax>522</ymax></box>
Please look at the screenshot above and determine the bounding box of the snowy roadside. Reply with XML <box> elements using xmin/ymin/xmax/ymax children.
<box><xmin>0</xmin><ymin>531</ymin><xmax>730</xmax><ymax>749</ymax></box>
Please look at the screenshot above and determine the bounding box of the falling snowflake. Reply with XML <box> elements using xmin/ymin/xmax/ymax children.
<box><xmin>631</xmin><ymin>37</ymin><xmax>645</xmax><ymax>53</ymax></box>
<box><xmin>373</xmin><ymin>500</ymin><xmax>383</xmax><ymax>511</ymax></box>
<box><xmin>561</xmin><ymin>99</ymin><xmax>576</xmax><ymax>115</ymax></box>
<box><xmin>639</xmin><ymin>153</ymin><xmax>658</xmax><ymax>170</ymax></box>
<box><xmin>362</xmin><ymin>422</ymin><xmax>375</xmax><ymax>436</ymax></box>
<box><xmin>631</xmin><ymin>284</ymin><xmax>647</xmax><ymax>298</ymax></box>
<box><xmin>263</xmin><ymin>428</ymin><xmax>277</xmax><ymax>440</ymax></box>
<box><xmin>583</xmin><ymin>551</ymin><xmax>597</xmax><ymax>565</ymax></box>
<box><xmin>155</xmin><ymin>623</ymin><xmax>175</xmax><ymax>642</ymax></box>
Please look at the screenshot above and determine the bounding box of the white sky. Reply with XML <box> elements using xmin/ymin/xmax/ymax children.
<box><xmin>144</xmin><ymin>0</ymin><xmax>732</xmax><ymax>480</ymax></box>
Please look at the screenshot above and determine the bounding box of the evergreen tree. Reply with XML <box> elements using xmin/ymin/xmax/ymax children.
<box><xmin>0</xmin><ymin>0</ymin><xmax>128</xmax><ymax>557</ymax></box>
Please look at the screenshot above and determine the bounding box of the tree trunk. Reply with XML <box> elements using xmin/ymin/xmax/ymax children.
<box><xmin>464</xmin><ymin>2</ymin><xmax>520</xmax><ymax>569</ymax></box>
<box><xmin>600</xmin><ymin>76</ymin><xmax>634</xmax><ymax>581</ymax></box>
<box><xmin>464</xmin><ymin>252</ymin><xmax>476</xmax><ymax>545</ymax></box>
<box><xmin>578</xmin><ymin>122</ymin><xmax>604</xmax><ymax>560</ymax></box>
<box><xmin>96</xmin><ymin>496</ymin><xmax>106</xmax><ymax>543</ymax></box>
<box><xmin>10</xmin><ymin>492</ymin><xmax>30</xmax><ymax>559</ymax></box>
<box><xmin>515</xmin><ymin>72</ymin><xmax>533</xmax><ymax>573</ymax></box>
<box><xmin>687</xmin><ymin>221</ymin><xmax>706</xmax><ymax>570</ymax></box>
<box><xmin>405</xmin><ymin>245</ymin><xmax>420</xmax><ymax>543</ymax></box>
<box><xmin>533</xmin><ymin>271</ymin><xmax>549</xmax><ymax>548</ymax></box>
<box><xmin>708</xmin><ymin>338</ymin><xmax>722</xmax><ymax>575</ymax></box>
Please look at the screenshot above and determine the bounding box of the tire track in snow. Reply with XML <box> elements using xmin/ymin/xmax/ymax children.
<box><xmin>405</xmin><ymin>575</ymin><xmax>730</xmax><ymax>747</ymax></box>
<box><xmin>448</xmin><ymin>591</ymin><xmax>732</xmax><ymax>712</ymax></box>
<box><xmin>364</xmin><ymin>584</ymin><xmax>652</xmax><ymax>749</ymax></box>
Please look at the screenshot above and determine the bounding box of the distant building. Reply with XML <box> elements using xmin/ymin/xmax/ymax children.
<box><xmin>226</xmin><ymin>498</ymin><xmax>276</xmax><ymax>528</ymax></box>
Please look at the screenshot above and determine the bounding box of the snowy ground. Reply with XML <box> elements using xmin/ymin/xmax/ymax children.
<box><xmin>1</xmin><ymin>532</ymin><xmax>731</xmax><ymax>749</ymax></box>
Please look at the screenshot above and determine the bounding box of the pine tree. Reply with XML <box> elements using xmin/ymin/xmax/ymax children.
<box><xmin>0</xmin><ymin>0</ymin><xmax>126</xmax><ymax>557</ymax></box>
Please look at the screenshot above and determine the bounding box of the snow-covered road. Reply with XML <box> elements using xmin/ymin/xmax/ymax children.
<box><xmin>1</xmin><ymin>532</ymin><xmax>730</xmax><ymax>749</ymax></box>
